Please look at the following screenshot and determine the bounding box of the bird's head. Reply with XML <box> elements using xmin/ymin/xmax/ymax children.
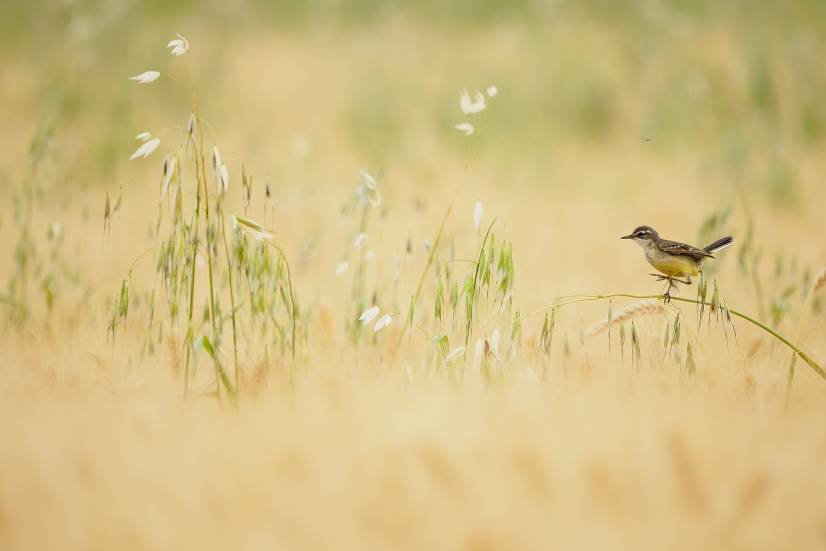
<box><xmin>621</xmin><ymin>225</ymin><xmax>659</xmax><ymax>248</ymax></box>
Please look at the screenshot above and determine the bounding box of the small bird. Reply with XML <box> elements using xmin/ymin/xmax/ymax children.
<box><xmin>621</xmin><ymin>225</ymin><xmax>733</xmax><ymax>300</ymax></box>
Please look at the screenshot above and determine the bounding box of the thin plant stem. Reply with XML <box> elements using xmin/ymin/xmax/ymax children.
<box><xmin>182</xmin><ymin>151</ymin><xmax>202</xmax><ymax>400</ymax></box>
<box><xmin>182</xmin><ymin>56</ymin><xmax>201</xmax><ymax>400</ymax></box>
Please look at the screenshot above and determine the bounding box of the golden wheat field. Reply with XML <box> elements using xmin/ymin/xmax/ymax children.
<box><xmin>2</xmin><ymin>1</ymin><xmax>826</xmax><ymax>549</ymax></box>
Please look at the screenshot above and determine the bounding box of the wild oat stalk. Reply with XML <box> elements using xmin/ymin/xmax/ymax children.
<box><xmin>116</xmin><ymin>34</ymin><xmax>299</xmax><ymax>403</ymax></box>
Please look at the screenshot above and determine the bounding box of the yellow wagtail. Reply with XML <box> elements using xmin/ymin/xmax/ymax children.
<box><xmin>621</xmin><ymin>225</ymin><xmax>733</xmax><ymax>300</ymax></box>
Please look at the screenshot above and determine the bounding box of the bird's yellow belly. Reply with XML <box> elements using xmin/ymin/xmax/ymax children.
<box><xmin>646</xmin><ymin>253</ymin><xmax>700</xmax><ymax>277</ymax></box>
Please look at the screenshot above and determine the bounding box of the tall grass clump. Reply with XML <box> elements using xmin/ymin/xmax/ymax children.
<box><xmin>108</xmin><ymin>35</ymin><xmax>301</xmax><ymax>402</ymax></box>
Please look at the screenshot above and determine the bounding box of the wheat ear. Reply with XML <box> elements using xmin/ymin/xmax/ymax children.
<box><xmin>585</xmin><ymin>300</ymin><xmax>665</xmax><ymax>337</ymax></box>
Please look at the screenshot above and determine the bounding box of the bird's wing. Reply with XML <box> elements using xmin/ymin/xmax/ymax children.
<box><xmin>658</xmin><ymin>239</ymin><xmax>714</xmax><ymax>260</ymax></box>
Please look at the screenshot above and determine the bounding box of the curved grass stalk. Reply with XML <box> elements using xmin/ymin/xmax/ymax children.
<box><xmin>530</xmin><ymin>293</ymin><xmax>825</xmax><ymax>381</ymax></box>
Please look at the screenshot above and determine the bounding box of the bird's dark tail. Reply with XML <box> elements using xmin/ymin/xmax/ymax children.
<box><xmin>703</xmin><ymin>236</ymin><xmax>734</xmax><ymax>254</ymax></box>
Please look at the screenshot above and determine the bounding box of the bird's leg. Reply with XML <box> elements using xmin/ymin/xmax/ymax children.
<box><xmin>651</xmin><ymin>273</ymin><xmax>674</xmax><ymax>302</ymax></box>
<box><xmin>650</xmin><ymin>274</ymin><xmax>691</xmax><ymax>301</ymax></box>
<box><xmin>662</xmin><ymin>277</ymin><xmax>673</xmax><ymax>303</ymax></box>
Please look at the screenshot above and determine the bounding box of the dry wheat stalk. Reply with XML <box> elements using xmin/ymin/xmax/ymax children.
<box><xmin>585</xmin><ymin>300</ymin><xmax>665</xmax><ymax>337</ymax></box>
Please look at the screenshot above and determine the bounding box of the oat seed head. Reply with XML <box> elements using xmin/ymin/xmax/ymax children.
<box><xmin>129</xmin><ymin>70</ymin><xmax>160</xmax><ymax>84</ymax></box>
<box><xmin>459</xmin><ymin>89</ymin><xmax>486</xmax><ymax>114</ymax></box>
<box><xmin>444</xmin><ymin>346</ymin><xmax>466</xmax><ymax>363</ymax></box>
<box><xmin>455</xmin><ymin>122</ymin><xmax>474</xmax><ymax>136</ymax></box>
<box><xmin>167</xmin><ymin>33</ymin><xmax>189</xmax><ymax>56</ymax></box>
<box><xmin>212</xmin><ymin>145</ymin><xmax>222</xmax><ymax>172</ymax></box>
<box><xmin>219</xmin><ymin>164</ymin><xmax>229</xmax><ymax>194</ymax></box>
<box><xmin>354</xmin><ymin>233</ymin><xmax>368</xmax><ymax>249</ymax></box>
<box><xmin>473</xmin><ymin>201</ymin><xmax>484</xmax><ymax>231</ymax></box>
<box><xmin>129</xmin><ymin>138</ymin><xmax>160</xmax><ymax>160</ymax></box>
<box><xmin>161</xmin><ymin>154</ymin><xmax>176</xmax><ymax>198</ymax></box>
<box><xmin>374</xmin><ymin>314</ymin><xmax>392</xmax><ymax>332</ymax></box>
<box><xmin>359</xmin><ymin>306</ymin><xmax>380</xmax><ymax>324</ymax></box>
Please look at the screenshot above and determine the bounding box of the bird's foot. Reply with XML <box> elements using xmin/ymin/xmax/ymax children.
<box><xmin>650</xmin><ymin>273</ymin><xmax>691</xmax><ymax>286</ymax></box>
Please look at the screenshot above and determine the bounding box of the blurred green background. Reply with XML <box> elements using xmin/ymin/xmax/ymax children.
<box><xmin>4</xmin><ymin>0</ymin><xmax>826</xmax><ymax>186</ymax></box>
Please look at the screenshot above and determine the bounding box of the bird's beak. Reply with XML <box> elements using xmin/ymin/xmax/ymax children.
<box><xmin>620</xmin><ymin>234</ymin><xmax>633</xmax><ymax>240</ymax></box>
